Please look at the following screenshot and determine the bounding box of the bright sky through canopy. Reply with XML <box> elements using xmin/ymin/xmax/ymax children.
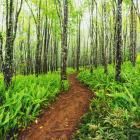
<box><xmin>74</xmin><ymin>0</ymin><xmax>83</xmax><ymax>8</ymax></box>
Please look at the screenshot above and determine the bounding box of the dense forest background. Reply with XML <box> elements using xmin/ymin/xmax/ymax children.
<box><xmin>0</xmin><ymin>0</ymin><xmax>140</xmax><ymax>139</ymax></box>
<box><xmin>0</xmin><ymin>0</ymin><xmax>140</xmax><ymax>86</ymax></box>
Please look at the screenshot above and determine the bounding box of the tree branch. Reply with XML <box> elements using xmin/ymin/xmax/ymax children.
<box><xmin>25</xmin><ymin>0</ymin><xmax>37</xmax><ymax>25</ymax></box>
<box><xmin>13</xmin><ymin>0</ymin><xmax>23</xmax><ymax>42</ymax></box>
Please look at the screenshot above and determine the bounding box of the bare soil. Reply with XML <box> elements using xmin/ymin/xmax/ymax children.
<box><xmin>19</xmin><ymin>74</ymin><xmax>93</xmax><ymax>140</ymax></box>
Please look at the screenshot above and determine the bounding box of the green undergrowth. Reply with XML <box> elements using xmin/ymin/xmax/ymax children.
<box><xmin>0</xmin><ymin>73</ymin><xmax>69</xmax><ymax>139</ymax></box>
<box><xmin>74</xmin><ymin>62</ymin><xmax>140</xmax><ymax>140</ymax></box>
<box><xmin>67</xmin><ymin>67</ymin><xmax>76</xmax><ymax>74</ymax></box>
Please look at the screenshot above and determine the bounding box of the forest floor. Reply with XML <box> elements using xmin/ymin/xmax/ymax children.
<box><xmin>19</xmin><ymin>74</ymin><xmax>93</xmax><ymax>140</ymax></box>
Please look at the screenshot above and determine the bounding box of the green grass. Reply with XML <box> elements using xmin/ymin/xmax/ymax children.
<box><xmin>0</xmin><ymin>73</ymin><xmax>69</xmax><ymax>139</ymax></box>
<box><xmin>74</xmin><ymin>62</ymin><xmax>140</xmax><ymax>140</ymax></box>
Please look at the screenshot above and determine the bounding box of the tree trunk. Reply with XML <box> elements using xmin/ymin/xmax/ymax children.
<box><xmin>35</xmin><ymin>0</ymin><xmax>42</xmax><ymax>76</ymax></box>
<box><xmin>61</xmin><ymin>0</ymin><xmax>68</xmax><ymax>89</ymax></box>
<box><xmin>102</xmin><ymin>2</ymin><xmax>108</xmax><ymax>74</ymax></box>
<box><xmin>130</xmin><ymin>0</ymin><xmax>137</xmax><ymax>67</ymax></box>
<box><xmin>90</xmin><ymin>0</ymin><xmax>94</xmax><ymax>74</ymax></box>
<box><xmin>27</xmin><ymin>18</ymin><xmax>31</xmax><ymax>75</ymax></box>
<box><xmin>4</xmin><ymin>0</ymin><xmax>22</xmax><ymax>87</ymax></box>
<box><xmin>115</xmin><ymin>0</ymin><xmax>122</xmax><ymax>82</ymax></box>
<box><xmin>4</xmin><ymin>0</ymin><xmax>14</xmax><ymax>87</ymax></box>
<box><xmin>0</xmin><ymin>33</ymin><xmax>3</xmax><ymax>72</ymax></box>
<box><xmin>76</xmin><ymin>15</ymin><xmax>81</xmax><ymax>72</ymax></box>
<box><xmin>112</xmin><ymin>2</ymin><xmax>117</xmax><ymax>65</ymax></box>
<box><xmin>95</xmin><ymin>1</ymin><xmax>98</xmax><ymax>68</ymax></box>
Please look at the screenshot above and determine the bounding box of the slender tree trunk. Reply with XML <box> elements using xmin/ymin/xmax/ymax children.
<box><xmin>115</xmin><ymin>0</ymin><xmax>122</xmax><ymax>82</ymax></box>
<box><xmin>109</xmin><ymin>16</ymin><xmax>112</xmax><ymax>64</ymax></box>
<box><xmin>95</xmin><ymin>1</ymin><xmax>98</xmax><ymax>68</ymax></box>
<box><xmin>71</xmin><ymin>39</ymin><xmax>75</xmax><ymax>69</ymax></box>
<box><xmin>4</xmin><ymin>0</ymin><xmax>14</xmax><ymax>87</ymax></box>
<box><xmin>112</xmin><ymin>2</ymin><xmax>117</xmax><ymax>65</ymax></box>
<box><xmin>20</xmin><ymin>41</ymin><xmax>24</xmax><ymax>74</ymax></box>
<box><xmin>61</xmin><ymin>0</ymin><xmax>68</xmax><ymax>89</ymax></box>
<box><xmin>35</xmin><ymin>0</ymin><xmax>42</xmax><ymax>76</ymax></box>
<box><xmin>0</xmin><ymin>33</ymin><xmax>3</xmax><ymax>72</ymax></box>
<box><xmin>27</xmin><ymin>18</ymin><xmax>31</xmax><ymax>75</ymax></box>
<box><xmin>102</xmin><ymin>2</ymin><xmax>108</xmax><ymax>74</ymax></box>
<box><xmin>90</xmin><ymin>0</ymin><xmax>94</xmax><ymax>73</ymax></box>
<box><xmin>35</xmin><ymin>28</ymin><xmax>41</xmax><ymax>76</ymax></box>
<box><xmin>123</xmin><ymin>14</ymin><xmax>128</xmax><ymax>62</ymax></box>
<box><xmin>43</xmin><ymin>20</ymin><xmax>50</xmax><ymax>74</ymax></box>
<box><xmin>50</xmin><ymin>38</ymin><xmax>54</xmax><ymax>73</ymax></box>
<box><xmin>4</xmin><ymin>0</ymin><xmax>22</xmax><ymax>87</ymax></box>
<box><xmin>54</xmin><ymin>38</ymin><xmax>58</xmax><ymax>71</ymax></box>
<box><xmin>76</xmin><ymin>15</ymin><xmax>81</xmax><ymax>72</ymax></box>
<box><xmin>130</xmin><ymin>0</ymin><xmax>137</xmax><ymax>66</ymax></box>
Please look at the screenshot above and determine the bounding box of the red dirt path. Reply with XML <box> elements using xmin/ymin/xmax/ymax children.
<box><xmin>19</xmin><ymin>74</ymin><xmax>93</xmax><ymax>140</ymax></box>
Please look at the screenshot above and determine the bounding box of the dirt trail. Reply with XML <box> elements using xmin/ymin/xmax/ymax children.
<box><xmin>19</xmin><ymin>74</ymin><xmax>93</xmax><ymax>140</ymax></box>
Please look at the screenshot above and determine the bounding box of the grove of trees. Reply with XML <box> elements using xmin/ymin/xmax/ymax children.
<box><xmin>0</xmin><ymin>0</ymin><xmax>139</xmax><ymax>87</ymax></box>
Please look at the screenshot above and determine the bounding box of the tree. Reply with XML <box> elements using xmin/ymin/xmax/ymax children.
<box><xmin>0</xmin><ymin>32</ymin><xmax>3</xmax><ymax>72</ymax></box>
<box><xmin>76</xmin><ymin>14</ymin><xmax>81</xmax><ymax>72</ymax></box>
<box><xmin>130</xmin><ymin>0</ymin><xmax>137</xmax><ymax>67</ymax></box>
<box><xmin>27</xmin><ymin>18</ymin><xmax>32</xmax><ymax>75</ymax></box>
<box><xmin>43</xmin><ymin>1</ymin><xmax>50</xmax><ymax>74</ymax></box>
<box><xmin>90</xmin><ymin>0</ymin><xmax>94</xmax><ymax>73</ymax></box>
<box><xmin>3</xmin><ymin>0</ymin><xmax>23</xmax><ymax>87</ymax></box>
<box><xmin>112</xmin><ymin>1</ymin><xmax>117</xmax><ymax>65</ymax></box>
<box><xmin>101</xmin><ymin>1</ymin><xmax>108</xmax><ymax>74</ymax></box>
<box><xmin>25</xmin><ymin>0</ymin><xmax>43</xmax><ymax>76</ymax></box>
<box><xmin>61</xmin><ymin>0</ymin><xmax>68</xmax><ymax>89</ymax></box>
<box><xmin>115</xmin><ymin>0</ymin><xmax>122</xmax><ymax>82</ymax></box>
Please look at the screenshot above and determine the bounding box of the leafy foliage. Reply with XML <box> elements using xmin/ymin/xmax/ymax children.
<box><xmin>0</xmin><ymin>73</ymin><xmax>69</xmax><ymax>139</ymax></box>
<box><xmin>74</xmin><ymin>63</ymin><xmax>140</xmax><ymax>140</ymax></box>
